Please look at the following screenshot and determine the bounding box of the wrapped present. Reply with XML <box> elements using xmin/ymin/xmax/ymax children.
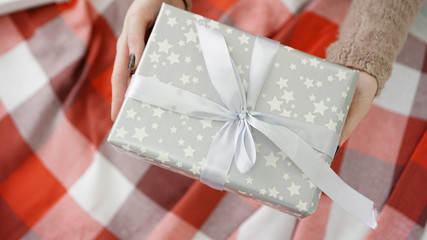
<box><xmin>108</xmin><ymin>3</ymin><xmax>377</xmax><ymax>228</ymax></box>
<box><xmin>0</xmin><ymin>0</ymin><xmax>67</xmax><ymax>15</ymax></box>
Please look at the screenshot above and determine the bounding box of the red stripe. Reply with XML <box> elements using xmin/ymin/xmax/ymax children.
<box><xmin>172</xmin><ymin>182</ymin><xmax>226</xmax><ymax>228</ymax></box>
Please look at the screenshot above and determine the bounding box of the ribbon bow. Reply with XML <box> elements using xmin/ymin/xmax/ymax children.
<box><xmin>125</xmin><ymin>24</ymin><xmax>377</xmax><ymax>228</ymax></box>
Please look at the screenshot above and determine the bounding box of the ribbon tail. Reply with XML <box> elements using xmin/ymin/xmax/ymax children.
<box><xmin>247</xmin><ymin>115</ymin><xmax>378</xmax><ymax>229</ymax></box>
<box><xmin>234</xmin><ymin>119</ymin><xmax>256</xmax><ymax>174</ymax></box>
<box><xmin>201</xmin><ymin>121</ymin><xmax>238</xmax><ymax>190</ymax></box>
<box><xmin>250</xmin><ymin>111</ymin><xmax>339</xmax><ymax>158</ymax></box>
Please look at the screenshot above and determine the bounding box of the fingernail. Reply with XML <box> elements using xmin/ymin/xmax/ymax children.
<box><xmin>128</xmin><ymin>54</ymin><xmax>135</xmax><ymax>70</ymax></box>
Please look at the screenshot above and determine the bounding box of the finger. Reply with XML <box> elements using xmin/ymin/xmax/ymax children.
<box><xmin>338</xmin><ymin>72</ymin><xmax>377</xmax><ymax>145</ymax></box>
<box><xmin>111</xmin><ymin>35</ymin><xmax>130</xmax><ymax>121</ymax></box>
<box><xmin>338</xmin><ymin>100</ymin><xmax>368</xmax><ymax>146</ymax></box>
<box><xmin>126</xmin><ymin>9</ymin><xmax>150</xmax><ymax>71</ymax></box>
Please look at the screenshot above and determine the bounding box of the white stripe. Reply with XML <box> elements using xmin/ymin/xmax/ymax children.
<box><xmin>236</xmin><ymin>206</ymin><xmax>296</xmax><ymax>240</ymax></box>
<box><xmin>324</xmin><ymin>202</ymin><xmax>371</xmax><ymax>240</ymax></box>
<box><xmin>279</xmin><ymin>0</ymin><xmax>311</xmax><ymax>13</ymax></box>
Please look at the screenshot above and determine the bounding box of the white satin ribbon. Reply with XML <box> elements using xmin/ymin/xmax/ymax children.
<box><xmin>125</xmin><ymin>24</ymin><xmax>377</xmax><ymax>228</ymax></box>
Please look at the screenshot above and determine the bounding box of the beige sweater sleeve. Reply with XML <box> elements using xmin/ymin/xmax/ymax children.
<box><xmin>326</xmin><ymin>0</ymin><xmax>424</xmax><ymax>95</ymax></box>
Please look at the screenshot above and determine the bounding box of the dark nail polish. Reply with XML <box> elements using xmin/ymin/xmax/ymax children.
<box><xmin>334</xmin><ymin>146</ymin><xmax>340</xmax><ymax>156</ymax></box>
<box><xmin>128</xmin><ymin>54</ymin><xmax>135</xmax><ymax>70</ymax></box>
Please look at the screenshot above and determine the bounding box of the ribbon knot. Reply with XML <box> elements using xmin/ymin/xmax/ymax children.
<box><xmin>238</xmin><ymin>109</ymin><xmax>249</xmax><ymax>120</ymax></box>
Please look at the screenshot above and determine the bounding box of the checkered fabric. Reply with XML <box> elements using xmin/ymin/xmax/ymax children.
<box><xmin>1</xmin><ymin>0</ymin><xmax>426</xmax><ymax>239</ymax></box>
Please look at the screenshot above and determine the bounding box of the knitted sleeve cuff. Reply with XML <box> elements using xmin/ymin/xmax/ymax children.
<box><xmin>326</xmin><ymin>0</ymin><xmax>424</xmax><ymax>96</ymax></box>
<box><xmin>326</xmin><ymin>41</ymin><xmax>391</xmax><ymax>96</ymax></box>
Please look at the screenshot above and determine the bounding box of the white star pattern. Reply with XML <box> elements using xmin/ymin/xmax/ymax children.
<box><xmin>268</xmin><ymin>187</ymin><xmax>279</xmax><ymax>198</ymax></box>
<box><xmin>133</xmin><ymin>127</ymin><xmax>148</xmax><ymax>142</ymax></box>
<box><xmin>313</xmin><ymin>100</ymin><xmax>328</xmax><ymax>115</ymax></box>
<box><xmin>139</xmin><ymin>145</ymin><xmax>147</xmax><ymax>153</ymax></box>
<box><xmin>287</xmin><ymin>182</ymin><xmax>301</xmax><ymax>196</ymax></box>
<box><xmin>196</xmin><ymin>65</ymin><xmax>203</xmax><ymax>72</ymax></box>
<box><xmin>148</xmin><ymin>51</ymin><xmax>161</xmax><ymax>63</ymax></box>
<box><xmin>189</xmin><ymin>164</ymin><xmax>201</xmax><ymax>174</ymax></box>
<box><xmin>157</xmin><ymin>39</ymin><xmax>172</xmax><ymax>54</ymax></box>
<box><xmin>337</xmin><ymin>110</ymin><xmax>345</xmax><ymax>121</ymax></box>
<box><xmin>264</xmin><ymin>152</ymin><xmax>279</xmax><ymax>167</ymax></box>
<box><xmin>281</xmin><ymin>90</ymin><xmax>294</xmax><ymax>103</ymax></box>
<box><xmin>196</xmin><ymin>134</ymin><xmax>203</xmax><ymax>141</ymax></box>
<box><xmin>276</xmin><ymin>77</ymin><xmax>288</xmax><ymax>89</ymax></box>
<box><xmin>295</xmin><ymin>200</ymin><xmax>308</xmax><ymax>211</ymax></box>
<box><xmin>126</xmin><ymin>108</ymin><xmax>136</xmax><ymax>119</ymax></box>
<box><xmin>200</xmin><ymin>119</ymin><xmax>212</xmax><ymax>129</ymax></box>
<box><xmin>309</xmin><ymin>58</ymin><xmax>319</xmax><ymax>67</ymax></box>
<box><xmin>167</xmin><ymin>17</ymin><xmax>177</xmax><ymax>27</ymax></box>
<box><xmin>282</xmin><ymin>173</ymin><xmax>290</xmax><ymax>181</ymax></box>
<box><xmin>184</xmin><ymin>28</ymin><xmax>198</xmax><ymax>43</ymax></box>
<box><xmin>336</xmin><ymin>70</ymin><xmax>347</xmax><ymax>81</ymax></box>
<box><xmin>304</xmin><ymin>111</ymin><xmax>316</xmax><ymax>123</ymax></box>
<box><xmin>158</xmin><ymin>152</ymin><xmax>170</xmax><ymax>163</ymax></box>
<box><xmin>170</xmin><ymin>126</ymin><xmax>177</xmax><ymax>133</ymax></box>
<box><xmin>245</xmin><ymin>177</ymin><xmax>253</xmax><ymax>184</ymax></box>
<box><xmin>238</xmin><ymin>33</ymin><xmax>250</xmax><ymax>44</ymax></box>
<box><xmin>281</xmin><ymin>109</ymin><xmax>291</xmax><ymax>117</ymax></box>
<box><xmin>207</xmin><ymin>20</ymin><xmax>219</xmax><ymax>29</ymax></box>
<box><xmin>303</xmin><ymin>78</ymin><xmax>314</xmax><ymax>88</ymax></box>
<box><xmin>153</xmin><ymin>108</ymin><xmax>165</xmax><ymax>118</ymax></box>
<box><xmin>178</xmin><ymin>138</ymin><xmax>185</xmax><ymax>146</ymax></box>
<box><xmin>267</xmin><ymin>97</ymin><xmax>283</xmax><ymax>112</ymax></box>
<box><xmin>260</xmin><ymin>188</ymin><xmax>267</xmax><ymax>195</ymax></box>
<box><xmin>115</xmin><ymin>126</ymin><xmax>128</xmax><ymax>138</ymax></box>
<box><xmin>179</xmin><ymin>74</ymin><xmax>190</xmax><ymax>85</ymax></box>
<box><xmin>289</xmin><ymin>64</ymin><xmax>296</xmax><ymax>71</ymax></box>
<box><xmin>325</xmin><ymin>119</ymin><xmax>337</xmax><ymax>132</ymax></box>
<box><xmin>167</xmin><ymin>51</ymin><xmax>180</xmax><ymax>64</ymax></box>
<box><xmin>183</xmin><ymin>145</ymin><xmax>195</xmax><ymax>157</ymax></box>
<box><xmin>193</xmin><ymin>15</ymin><xmax>203</xmax><ymax>21</ymax></box>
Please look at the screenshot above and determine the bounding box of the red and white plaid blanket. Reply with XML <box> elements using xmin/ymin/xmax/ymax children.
<box><xmin>1</xmin><ymin>0</ymin><xmax>426</xmax><ymax>239</ymax></box>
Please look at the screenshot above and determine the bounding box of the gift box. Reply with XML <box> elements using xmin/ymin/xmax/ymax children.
<box><xmin>0</xmin><ymin>0</ymin><xmax>67</xmax><ymax>16</ymax></box>
<box><xmin>108</xmin><ymin>3</ymin><xmax>376</xmax><ymax>227</ymax></box>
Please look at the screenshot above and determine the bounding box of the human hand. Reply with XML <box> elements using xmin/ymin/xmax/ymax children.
<box><xmin>111</xmin><ymin>0</ymin><xmax>186</xmax><ymax>121</ymax></box>
<box><xmin>339</xmin><ymin>71</ymin><xmax>378</xmax><ymax>146</ymax></box>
